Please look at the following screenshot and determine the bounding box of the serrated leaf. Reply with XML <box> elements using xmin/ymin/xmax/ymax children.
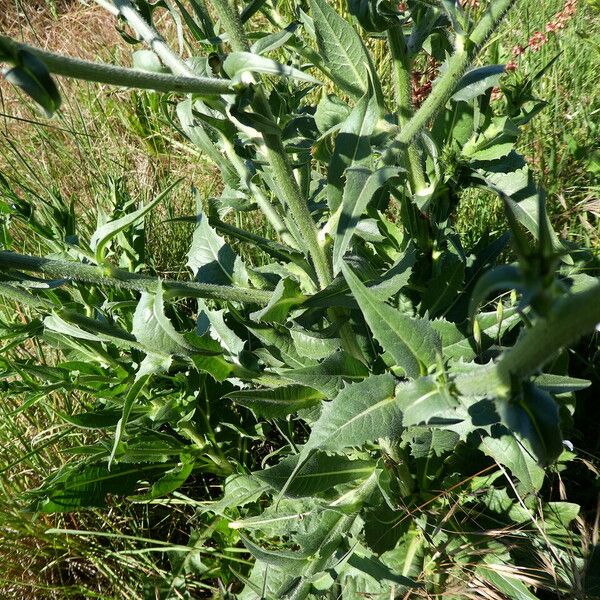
<box><xmin>333</xmin><ymin>167</ymin><xmax>402</xmax><ymax>274</ymax></box>
<box><xmin>342</xmin><ymin>263</ymin><xmax>440</xmax><ymax>378</ymax></box>
<box><xmin>224</xmin><ymin>385</ymin><xmax>323</xmax><ymax>418</ymax></box>
<box><xmin>36</xmin><ymin>462</ymin><xmax>163</xmax><ymax>512</ymax></box>
<box><xmin>480</xmin><ymin>428</ymin><xmax>545</xmax><ymax>495</ymax></box>
<box><xmin>250</xmin><ymin>278</ymin><xmax>306</xmax><ymax>323</ymax></box>
<box><xmin>133</xmin><ymin>283</ymin><xmax>193</xmax><ymax>376</ymax></box>
<box><xmin>255</xmin><ymin>452</ymin><xmax>375</xmax><ymax>497</ymax></box>
<box><xmin>187</xmin><ymin>211</ymin><xmax>246</xmax><ymax>285</ymax></box>
<box><xmin>279</xmin><ymin>351</ymin><xmax>369</xmax><ymax>398</ymax></box>
<box><xmin>396</xmin><ymin>377</ymin><xmax>459</xmax><ymax>427</ymax></box>
<box><xmin>302</xmin><ymin>374</ymin><xmax>399</xmax><ymax>453</ymax></box>
<box><xmin>90</xmin><ymin>180</ymin><xmax>179</xmax><ymax>264</ymax></box>
<box><xmin>197</xmin><ymin>299</ymin><xmax>245</xmax><ymax>358</ymax></box>
<box><xmin>309</xmin><ymin>0</ymin><xmax>370</xmax><ymax>98</ymax></box>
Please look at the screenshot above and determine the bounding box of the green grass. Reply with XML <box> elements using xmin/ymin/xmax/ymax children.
<box><xmin>0</xmin><ymin>1</ymin><xmax>599</xmax><ymax>598</ymax></box>
<box><xmin>456</xmin><ymin>0</ymin><xmax>600</xmax><ymax>247</ymax></box>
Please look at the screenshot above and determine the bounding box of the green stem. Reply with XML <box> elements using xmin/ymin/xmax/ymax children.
<box><xmin>497</xmin><ymin>281</ymin><xmax>600</xmax><ymax>386</ymax></box>
<box><xmin>207</xmin><ymin>0</ymin><xmax>332</xmax><ymax>288</ymax></box>
<box><xmin>387</xmin><ymin>24</ymin><xmax>427</xmax><ymax>194</ymax></box>
<box><xmin>0</xmin><ymin>251</ymin><xmax>272</xmax><ymax>305</ymax></box>
<box><xmin>383</xmin><ymin>0</ymin><xmax>515</xmax><ymax>161</ymax></box>
<box><xmin>106</xmin><ymin>0</ymin><xmax>196</xmax><ymax>77</ymax></box>
<box><xmin>221</xmin><ymin>138</ymin><xmax>297</xmax><ymax>248</ymax></box>
<box><xmin>0</xmin><ymin>35</ymin><xmax>232</xmax><ymax>95</ymax></box>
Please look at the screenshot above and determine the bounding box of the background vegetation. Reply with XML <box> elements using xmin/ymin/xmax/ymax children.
<box><xmin>0</xmin><ymin>0</ymin><xmax>599</xmax><ymax>598</ymax></box>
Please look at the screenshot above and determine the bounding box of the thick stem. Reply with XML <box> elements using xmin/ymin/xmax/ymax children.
<box><xmin>383</xmin><ymin>0</ymin><xmax>516</xmax><ymax>161</ymax></box>
<box><xmin>221</xmin><ymin>138</ymin><xmax>297</xmax><ymax>248</ymax></box>
<box><xmin>106</xmin><ymin>0</ymin><xmax>196</xmax><ymax>76</ymax></box>
<box><xmin>207</xmin><ymin>0</ymin><xmax>251</xmax><ymax>52</ymax></box>
<box><xmin>497</xmin><ymin>281</ymin><xmax>600</xmax><ymax>385</ymax></box>
<box><xmin>387</xmin><ymin>25</ymin><xmax>427</xmax><ymax>195</ymax></box>
<box><xmin>207</xmin><ymin>0</ymin><xmax>333</xmax><ymax>288</ymax></box>
<box><xmin>0</xmin><ymin>252</ymin><xmax>272</xmax><ymax>305</ymax></box>
<box><xmin>0</xmin><ymin>35</ymin><xmax>233</xmax><ymax>95</ymax></box>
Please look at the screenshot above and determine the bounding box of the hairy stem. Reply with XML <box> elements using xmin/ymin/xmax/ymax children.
<box><xmin>207</xmin><ymin>0</ymin><xmax>332</xmax><ymax>288</ymax></box>
<box><xmin>387</xmin><ymin>25</ymin><xmax>427</xmax><ymax>194</ymax></box>
<box><xmin>0</xmin><ymin>252</ymin><xmax>272</xmax><ymax>305</ymax></box>
<box><xmin>497</xmin><ymin>281</ymin><xmax>600</xmax><ymax>386</ymax></box>
<box><xmin>383</xmin><ymin>0</ymin><xmax>515</xmax><ymax>161</ymax></box>
<box><xmin>103</xmin><ymin>0</ymin><xmax>196</xmax><ymax>76</ymax></box>
<box><xmin>0</xmin><ymin>35</ymin><xmax>232</xmax><ymax>95</ymax></box>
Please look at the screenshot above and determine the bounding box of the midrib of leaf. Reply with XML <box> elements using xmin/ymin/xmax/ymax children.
<box><xmin>310</xmin><ymin>0</ymin><xmax>366</xmax><ymax>95</ymax></box>
<box><xmin>315</xmin><ymin>393</ymin><xmax>396</xmax><ymax>449</ymax></box>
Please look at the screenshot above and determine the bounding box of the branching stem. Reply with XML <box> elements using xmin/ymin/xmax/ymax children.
<box><xmin>0</xmin><ymin>252</ymin><xmax>272</xmax><ymax>305</ymax></box>
<box><xmin>383</xmin><ymin>0</ymin><xmax>516</xmax><ymax>161</ymax></box>
<box><xmin>207</xmin><ymin>0</ymin><xmax>332</xmax><ymax>288</ymax></box>
<box><xmin>0</xmin><ymin>35</ymin><xmax>233</xmax><ymax>95</ymax></box>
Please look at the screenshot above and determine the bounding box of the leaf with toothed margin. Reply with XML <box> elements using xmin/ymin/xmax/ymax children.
<box><xmin>309</xmin><ymin>0</ymin><xmax>370</xmax><ymax>99</ymax></box>
<box><xmin>342</xmin><ymin>262</ymin><xmax>440</xmax><ymax>378</ymax></box>
<box><xmin>224</xmin><ymin>385</ymin><xmax>324</xmax><ymax>418</ymax></box>
<box><xmin>132</xmin><ymin>283</ymin><xmax>194</xmax><ymax>377</ymax></box>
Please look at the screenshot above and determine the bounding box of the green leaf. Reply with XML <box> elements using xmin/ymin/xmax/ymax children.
<box><xmin>224</xmin><ymin>385</ymin><xmax>324</xmax><ymax>418</ymax></box>
<box><xmin>138</xmin><ymin>455</ymin><xmax>195</xmax><ymax>499</ymax></box>
<box><xmin>396</xmin><ymin>377</ymin><xmax>459</xmax><ymax>427</ymax></box>
<box><xmin>240</xmin><ymin>535</ymin><xmax>310</xmax><ymax>573</ymax></box>
<box><xmin>255</xmin><ymin>451</ymin><xmax>375</xmax><ymax>497</ymax></box>
<box><xmin>187</xmin><ymin>211</ymin><xmax>246</xmax><ymax>286</ymax></box>
<box><xmin>90</xmin><ymin>180</ymin><xmax>179</xmax><ymax>264</ymax></box>
<box><xmin>342</xmin><ymin>263</ymin><xmax>440</xmax><ymax>378</ymax></box>
<box><xmin>333</xmin><ymin>167</ymin><xmax>402</xmax><ymax>274</ymax></box>
<box><xmin>480</xmin><ymin>428</ymin><xmax>546</xmax><ymax>495</ymax></box>
<box><xmin>250</xmin><ymin>23</ymin><xmax>299</xmax><ymax>55</ymax></box>
<box><xmin>302</xmin><ymin>374</ymin><xmax>399</xmax><ymax>453</ymax></box>
<box><xmin>476</xmin><ymin>558</ymin><xmax>539</xmax><ymax>600</ymax></box>
<box><xmin>532</xmin><ymin>373</ymin><xmax>591</xmax><ymax>394</ymax></box>
<box><xmin>109</xmin><ymin>375</ymin><xmax>148</xmax><ymax>469</ymax></box>
<box><xmin>498</xmin><ymin>383</ymin><xmax>563</xmax><ymax>467</ymax></box>
<box><xmin>197</xmin><ymin>299</ymin><xmax>245</xmax><ymax>358</ymax></box>
<box><xmin>452</xmin><ymin>65</ymin><xmax>505</xmax><ymax>102</ymax></box>
<box><xmin>250</xmin><ymin>278</ymin><xmax>306</xmax><ymax>323</ymax></box>
<box><xmin>279</xmin><ymin>351</ymin><xmax>369</xmax><ymax>399</ymax></box>
<box><xmin>132</xmin><ymin>283</ymin><xmax>193</xmax><ymax>376</ymax></box>
<box><xmin>3</xmin><ymin>49</ymin><xmax>61</xmax><ymax>117</ymax></box>
<box><xmin>309</xmin><ymin>0</ymin><xmax>370</xmax><ymax>98</ymax></box>
<box><xmin>223</xmin><ymin>51</ymin><xmax>321</xmax><ymax>84</ymax></box>
<box><xmin>36</xmin><ymin>462</ymin><xmax>163</xmax><ymax>512</ymax></box>
<box><xmin>315</xmin><ymin>92</ymin><xmax>351</xmax><ymax>134</ymax></box>
<box><xmin>289</xmin><ymin>327</ymin><xmax>342</xmax><ymax>361</ymax></box>
<box><xmin>327</xmin><ymin>88</ymin><xmax>379</xmax><ymax>211</ymax></box>
<box><xmin>176</xmin><ymin>99</ymin><xmax>238</xmax><ymax>184</ymax></box>
<box><xmin>462</xmin><ymin>116</ymin><xmax>519</xmax><ymax>162</ymax></box>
